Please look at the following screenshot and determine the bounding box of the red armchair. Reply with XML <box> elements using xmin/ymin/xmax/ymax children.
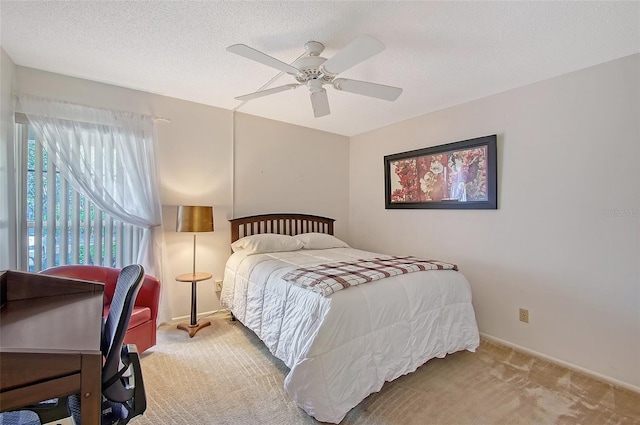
<box><xmin>41</xmin><ymin>265</ymin><xmax>161</xmax><ymax>354</ymax></box>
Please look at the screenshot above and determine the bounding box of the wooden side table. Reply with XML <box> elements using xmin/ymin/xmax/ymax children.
<box><xmin>176</xmin><ymin>272</ymin><xmax>212</xmax><ymax>337</ymax></box>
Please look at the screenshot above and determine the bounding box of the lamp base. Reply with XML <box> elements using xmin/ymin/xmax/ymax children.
<box><xmin>177</xmin><ymin>320</ymin><xmax>211</xmax><ymax>338</ymax></box>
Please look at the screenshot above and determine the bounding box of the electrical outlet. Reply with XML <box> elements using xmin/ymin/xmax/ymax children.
<box><xmin>215</xmin><ymin>279</ymin><xmax>223</xmax><ymax>292</ymax></box>
<box><xmin>519</xmin><ymin>308</ymin><xmax>529</xmax><ymax>323</ymax></box>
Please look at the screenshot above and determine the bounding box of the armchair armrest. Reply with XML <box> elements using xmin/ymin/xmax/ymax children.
<box><xmin>135</xmin><ymin>276</ymin><xmax>161</xmax><ymax>324</ymax></box>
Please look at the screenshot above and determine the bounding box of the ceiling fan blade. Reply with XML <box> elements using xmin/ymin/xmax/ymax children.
<box><xmin>333</xmin><ymin>78</ymin><xmax>402</xmax><ymax>101</ymax></box>
<box><xmin>320</xmin><ymin>35</ymin><xmax>385</xmax><ymax>76</ymax></box>
<box><xmin>310</xmin><ymin>89</ymin><xmax>330</xmax><ymax>117</ymax></box>
<box><xmin>235</xmin><ymin>84</ymin><xmax>300</xmax><ymax>101</ymax></box>
<box><xmin>227</xmin><ymin>44</ymin><xmax>300</xmax><ymax>75</ymax></box>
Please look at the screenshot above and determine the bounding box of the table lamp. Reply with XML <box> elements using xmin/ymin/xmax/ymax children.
<box><xmin>176</xmin><ymin>205</ymin><xmax>214</xmax><ymax>275</ymax></box>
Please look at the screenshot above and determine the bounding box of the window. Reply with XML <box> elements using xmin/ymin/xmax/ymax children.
<box><xmin>16</xmin><ymin>121</ymin><xmax>143</xmax><ymax>272</ymax></box>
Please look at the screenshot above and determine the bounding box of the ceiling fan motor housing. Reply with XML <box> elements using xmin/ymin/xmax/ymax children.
<box><xmin>293</xmin><ymin>55</ymin><xmax>333</xmax><ymax>84</ymax></box>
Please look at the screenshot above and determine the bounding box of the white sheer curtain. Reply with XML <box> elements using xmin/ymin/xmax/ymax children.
<box><xmin>0</xmin><ymin>95</ymin><xmax>17</xmax><ymax>271</ymax></box>
<box><xmin>17</xmin><ymin>95</ymin><xmax>168</xmax><ymax>323</ymax></box>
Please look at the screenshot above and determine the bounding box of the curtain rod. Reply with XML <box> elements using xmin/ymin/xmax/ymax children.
<box><xmin>15</xmin><ymin>112</ymin><xmax>171</xmax><ymax>127</ymax></box>
<box><xmin>14</xmin><ymin>93</ymin><xmax>171</xmax><ymax>123</ymax></box>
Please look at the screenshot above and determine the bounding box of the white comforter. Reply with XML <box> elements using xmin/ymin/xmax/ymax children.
<box><xmin>221</xmin><ymin>247</ymin><xmax>479</xmax><ymax>423</ymax></box>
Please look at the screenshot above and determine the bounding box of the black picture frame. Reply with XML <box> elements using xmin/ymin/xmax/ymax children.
<box><xmin>384</xmin><ymin>135</ymin><xmax>497</xmax><ymax>209</ymax></box>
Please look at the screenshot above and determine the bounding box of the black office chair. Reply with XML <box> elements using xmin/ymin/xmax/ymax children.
<box><xmin>0</xmin><ymin>411</ymin><xmax>40</xmax><ymax>425</ymax></box>
<box><xmin>0</xmin><ymin>264</ymin><xmax>148</xmax><ymax>425</ymax></box>
<box><xmin>0</xmin><ymin>399</ymin><xmax>68</xmax><ymax>425</ymax></box>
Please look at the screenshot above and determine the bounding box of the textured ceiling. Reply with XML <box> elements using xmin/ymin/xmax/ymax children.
<box><xmin>1</xmin><ymin>1</ymin><xmax>638</xmax><ymax>136</ymax></box>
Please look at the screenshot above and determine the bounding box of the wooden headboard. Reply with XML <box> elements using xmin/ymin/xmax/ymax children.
<box><xmin>229</xmin><ymin>213</ymin><xmax>335</xmax><ymax>243</ymax></box>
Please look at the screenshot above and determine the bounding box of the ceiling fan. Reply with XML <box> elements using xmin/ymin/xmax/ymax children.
<box><xmin>227</xmin><ymin>35</ymin><xmax>403</xmax><ymax>118</ymax></box>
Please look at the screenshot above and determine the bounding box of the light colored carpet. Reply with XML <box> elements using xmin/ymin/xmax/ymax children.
<box><xmin>135</xmin><ymin>312</ymin><xmax>640</xmax><ymax>425</ymax></box>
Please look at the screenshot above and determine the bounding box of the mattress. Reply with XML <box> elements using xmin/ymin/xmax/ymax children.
<box><xmin>221</xmin><ymin>247</ymin><xmax>480</xmax><ymax>423</ymax></box>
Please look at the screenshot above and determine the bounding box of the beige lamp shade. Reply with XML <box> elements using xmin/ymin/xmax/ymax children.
<box><xmin>176</xmin><ymin>206</ymin><xmax>214</xmax><ymax>233</ymax></box>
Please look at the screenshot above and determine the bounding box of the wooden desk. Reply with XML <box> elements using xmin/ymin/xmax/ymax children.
<box><xmin>0</xmin><ymin>270</ymin><xmax>104</xmax><ymax>425</ymax></box>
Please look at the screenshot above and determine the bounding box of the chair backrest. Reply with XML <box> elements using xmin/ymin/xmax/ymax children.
<box><xmin>101</xmin><ymin>264</ymin><xmax>144</xmax><ymax>397</ymax></box>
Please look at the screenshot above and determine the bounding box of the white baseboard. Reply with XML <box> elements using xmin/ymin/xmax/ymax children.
<box><xmin>165</xmin><ymin>308</ymin><xmax>226</xmax><ymax>325</ymax></box>
<box><xmin>480</xmin><ymin>332</ymin><xmax>640</xmax><ymax>394</ymax></box>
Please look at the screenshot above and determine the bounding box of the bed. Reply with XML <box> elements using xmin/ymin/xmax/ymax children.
<box><xmin>221</xmin><ymin>213</ymin><xmax>479</xmax><ymax>423</ymax></box>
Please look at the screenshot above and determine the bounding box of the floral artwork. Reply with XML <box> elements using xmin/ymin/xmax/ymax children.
<box><xmin>385</xmin><ymin>135</ymin><xmax>497</xmax><ymax>209</ymax></box>
<box><xmin>390</xmin><ymin>147</ymin><xmax>487</xmax><ymax>203</ymax></box>
<box><xmin>446</xmin><ymin>146</ymin><xmax>488</xmax><ymax>201</ymax></box>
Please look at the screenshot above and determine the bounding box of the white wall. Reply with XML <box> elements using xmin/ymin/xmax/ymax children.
<box><xmin>11</xmin><ymin>66</ymin><xmax>350</xmax><ymax>322</ymax></box>
<box><xmin>233</xmin><ymin>112</ymin><xmax>349</xmax><ymax>238</ymax></box>
<box><xmin>349</xmin><ymin>54</ymin><xmax>640</xmax><ymax>390</ymax></box>
<box><xmin>0</xmin><ymin>48</ymin><xmax>17</xmax><ymax>270</ymax></box>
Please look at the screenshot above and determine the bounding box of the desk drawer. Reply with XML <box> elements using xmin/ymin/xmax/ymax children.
<box><xmin>0</xmin><ymin>374</ymin><xmax>80</xmax><ymax>412</ymax></box>
<box><xmin>0</xmin><ymin>352</ymin><xmax>81</xmax><ymax>391</ymax></box>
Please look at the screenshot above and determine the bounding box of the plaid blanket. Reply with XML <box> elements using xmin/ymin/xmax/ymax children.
<box><xmin>282</xmin><ymin>256</ymin><xmax>458</xmax><ymax>296</ymax></box>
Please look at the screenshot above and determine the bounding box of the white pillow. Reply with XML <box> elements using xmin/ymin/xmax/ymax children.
<box><xmin>231</xmin><ymin>234</ymin><xmax>304</xmax><ymax>255</ymax></box>
<box><xmin>293</xmin><ymin>233</ymin><xmax>350</xmax><ymax>250</ymax></box>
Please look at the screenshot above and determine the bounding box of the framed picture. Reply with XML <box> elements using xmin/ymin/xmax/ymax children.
<box><xmin>384</xmin><ymin>135</ymin><xmax>497</xmax><ymax>209</ymax></box>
